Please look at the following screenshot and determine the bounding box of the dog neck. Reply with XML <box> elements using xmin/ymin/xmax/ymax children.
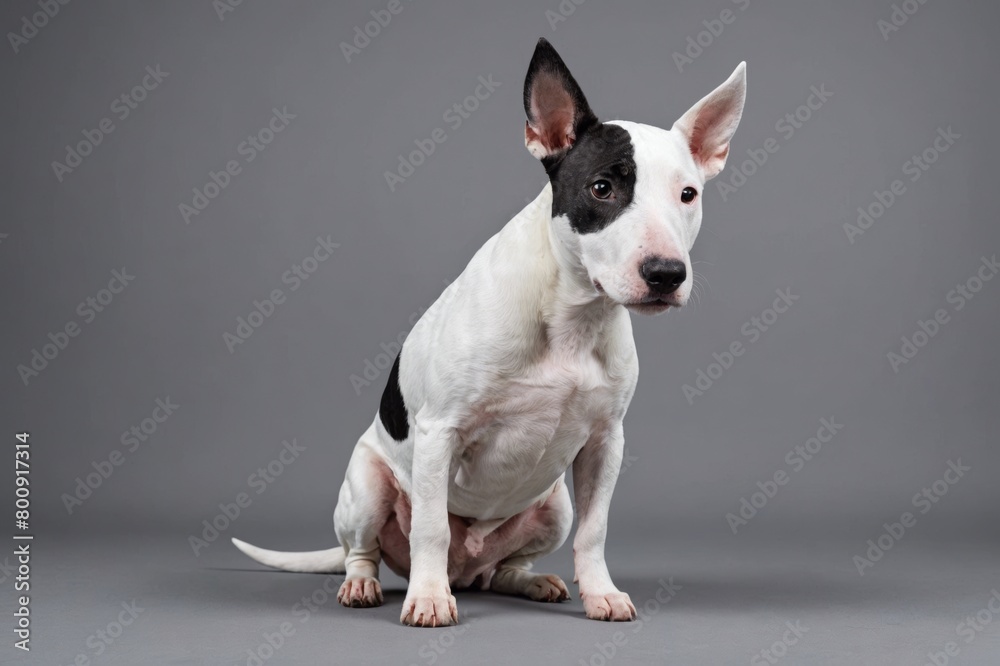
<box><xmin>530</xmin><ymin>184</ymin><xmax>622</xmax><ymax>355</ymax></box>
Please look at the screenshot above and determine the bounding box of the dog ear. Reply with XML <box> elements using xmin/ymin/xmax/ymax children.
<box><xmin>523</xmin><ymin>38</ymin><xmax>598</xmax><ymax>161</ymax></box>
<box><xmin>672</xmin><ymin>62</ymin><xmax>747</xmax><ymax>180</ymax></box>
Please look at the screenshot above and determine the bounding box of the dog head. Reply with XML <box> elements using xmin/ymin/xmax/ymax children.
<box><xmin>523</xmin><ymin>38</ymin><xmax>746</xmax><ymax>315</ymax></box>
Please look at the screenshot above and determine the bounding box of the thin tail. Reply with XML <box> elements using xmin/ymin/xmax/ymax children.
<box><xmin>231</xmin><ymin>537</ymin><xmax>347</xmax><ymax>574</ymax></box>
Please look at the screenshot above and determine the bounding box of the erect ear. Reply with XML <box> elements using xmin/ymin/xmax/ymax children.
<box><xmin>672</xmin><ymin>62</ymin><xmax>747</xmax><ymax>180</ymax></box>
<box><xmin>523</xmin><ymin>38</ymin><xmax>598</xmax><ymax>161</ymax></box>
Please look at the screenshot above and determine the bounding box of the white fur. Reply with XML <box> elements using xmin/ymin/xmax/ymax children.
<box><xmin>234</xmin><ymin>62</ymin><xmax>747</xmax><ymax>627</ymax></box>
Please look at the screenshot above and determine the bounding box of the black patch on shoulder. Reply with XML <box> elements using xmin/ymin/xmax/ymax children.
<box><xmin>547</xmin><ymin>123</ymin><xmax>636</xmax><ymax>235</ymax></box>
<box><xmin>379</xmin><ymin>353</ymin><xmax>409</xmax><ymax>441</ymax></box>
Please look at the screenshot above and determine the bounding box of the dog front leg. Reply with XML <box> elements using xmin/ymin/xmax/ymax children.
<box><xmin>400</xmin><ymin>418</ymin><xmax>459</xmax><ymax>627</ymax></box>
<box><xmin>572</xmin><ymin>421</ymin><xmax>637</xmax><ymax>622</ymax></box>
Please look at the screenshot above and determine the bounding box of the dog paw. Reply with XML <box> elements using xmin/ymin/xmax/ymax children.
<box><xmin>400</xmin><ymin>589</ymin><xmax>459</xmax><ymax>627</ymax></box>
<box><xmin>582</xmin><ymin>591</ymin><xmax>636</xmax><ymax>621</ymax></box>
<box><xmin>338</xmin><ymin>577</ymin><xmax>384</xmax><ymax>608</ymax></box>
<box><xmin>524</xmin><ymin>573</ymin><xmax>571</xmax><ymax>602</ymax></box>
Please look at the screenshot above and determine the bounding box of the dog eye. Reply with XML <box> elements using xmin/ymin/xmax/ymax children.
<box><xmin>591</xmin><ymin>180</ymin><xmax>614</xmax><ymax>200</ymax></box>
<box><xmin>681</xmin><ymin>187</ymin><xmax>698</xmax><ymax>204</ymax></box>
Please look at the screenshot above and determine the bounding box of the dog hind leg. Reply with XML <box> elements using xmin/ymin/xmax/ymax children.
<box><xmin>490</xmin><ymin>478</ymin><xmax>573</xmax><ymax>602</ymax></box>
<box><xmin>334</xmin><ymin>438</ymin><xmax>398</xmax><ymax>609</ymax></box>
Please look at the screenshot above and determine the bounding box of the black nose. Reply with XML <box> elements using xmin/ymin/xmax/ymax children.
<box><xmin>640</xmin><ymin>258</ymin><xmax>686</xmax><ymax>295</ymax></box>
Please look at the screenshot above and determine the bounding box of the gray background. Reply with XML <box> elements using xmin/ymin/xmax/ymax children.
<box><xmin>1</xmin><ymin>0</ymin><xmax>998</xmax><ymax>664</ymax></box>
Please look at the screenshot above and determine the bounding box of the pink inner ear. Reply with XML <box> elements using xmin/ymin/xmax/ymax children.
<box><xmin>688</xmin><ymin>96</ymin><xmax>736</xmax><ymax>161</ymax></box>
<box><xmin>529</xmin><ymin>73</ymin><xmax>576</xmax><ymax>153</ymax></box>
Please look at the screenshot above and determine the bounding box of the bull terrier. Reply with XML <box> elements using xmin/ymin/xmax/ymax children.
<box><xmin>234</xmin><ymin>38</ymin><xmax>746</xmax><ymax>627</ymax></box>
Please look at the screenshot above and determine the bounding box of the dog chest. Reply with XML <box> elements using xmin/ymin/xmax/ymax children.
<box><xmin>468</xmin><ymin>354</ymin><xmax>615</xmax><ymax>438</ymax></box>
<box><xmin>447</xmin><ymin>355</ymin><xmax>619</xmax><ymax>512</ymax></box>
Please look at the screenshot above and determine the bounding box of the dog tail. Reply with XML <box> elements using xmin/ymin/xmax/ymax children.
<box><xmin>231</xmin><ymin>537</ymin><xmax>347</xmax><ymax>574</ymax></box>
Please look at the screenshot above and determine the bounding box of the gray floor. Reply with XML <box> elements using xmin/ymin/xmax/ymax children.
<box><xmin>8</xmin><ymin>531</ymin><xmax>999</xmax><ymax>665</ymax></box>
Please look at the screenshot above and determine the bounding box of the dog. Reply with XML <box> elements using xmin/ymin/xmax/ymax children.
<box><xmin>233</xmin><ymin>38</ymin><xmax>746</xmax><ymax>627</ymax></box>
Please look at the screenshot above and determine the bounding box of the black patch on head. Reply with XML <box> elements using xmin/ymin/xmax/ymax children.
<box><xmin>547</xmin><ymin>123</ymin><xmax>637</xmax><ymax>234</ymax></box>
<box><xmin>379</xmin><ymin>352</ymin><xmax>409</xmax><ymax>441</ymax></box>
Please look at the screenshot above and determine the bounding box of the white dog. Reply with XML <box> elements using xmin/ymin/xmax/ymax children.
<box><xmin>234</xmin><ymin>38</ymin><xmax>746</xmax><ymax>627</ymax></box>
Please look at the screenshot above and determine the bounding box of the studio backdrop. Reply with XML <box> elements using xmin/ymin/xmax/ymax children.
<box><xmin>1</xmin><ymin>1</ymin><xmax>998</xmax><ymax>664</ymax></box>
